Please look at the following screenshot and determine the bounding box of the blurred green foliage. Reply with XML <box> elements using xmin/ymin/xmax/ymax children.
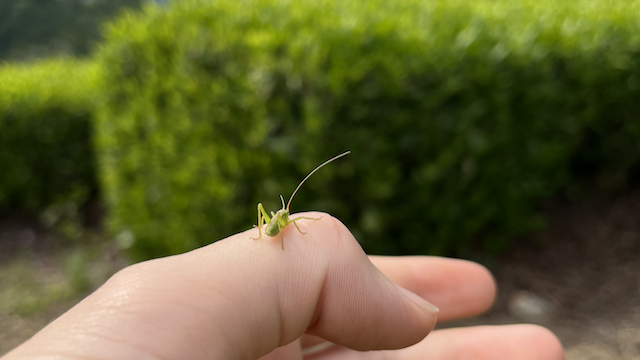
<box><xmin>0</xmin><ymin>59</ymin><xmax>99</xmax><ymax>218</ymax></box>
<box><xmin>91</xmin><ymin>0</ymin><xmax>638</xmax><ymax>260</ymax></box>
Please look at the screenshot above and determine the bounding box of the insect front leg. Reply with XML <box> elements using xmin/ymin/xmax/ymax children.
<box><xmin>250</xmin><ymin>203</ymin><xmax>272</xmax><ymax>240</ymax></box>
<box><xmin>278</xmin><ymin>217</ymin><xmax>285</xmax><ymax>250</ymax></box>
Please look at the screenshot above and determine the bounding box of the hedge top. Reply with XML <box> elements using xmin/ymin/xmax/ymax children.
<box><xmin>0</xmin><ymin>59</ymin><xmax>99</xmax><ymax>109</ymax></box>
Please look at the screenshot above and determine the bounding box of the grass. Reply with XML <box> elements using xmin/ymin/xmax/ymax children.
<box><xmin>0</xmin><ymin>224</ymin><xmax>129</xmax><ymax>355</ymax></box>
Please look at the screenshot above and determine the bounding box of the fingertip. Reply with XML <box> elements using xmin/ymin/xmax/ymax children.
<box><xmin>513</xmin><ymin>324</ymin><xmax>565</xmax><ymax>360</ymax></box>
<box><xmin>395</xmin><ymin>284</ymin><xmax>440</xmax><ymax>315</ymax></box>
<box><xmin>415</xmin><ymin>257</ymin><xmax>498</xmax><ymax>320</ymax></box>
<box><xmin>461</xmin><ymin>260</ymin><xmax>497</xmax><ymax>314</ymax></box>
<box><xmin>486</xmin><ymin>324</ymin><xmax>564</xmax><ymax>359</ymax></box>
<box><xmin>288</xmin><ymin>211</ymin><xmax>362</xmax><ymax>255</ymax></box>
<box><xmin>395</xmin><ymin>324</ymin><xmax>564</xmax><ymax>359</ymax></box>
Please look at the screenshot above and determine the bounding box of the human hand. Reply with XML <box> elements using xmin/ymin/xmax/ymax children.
<box><xmin>3</xmin><ymin>213</ymin><xmax>563</xmax><ymax>360</ymax></box>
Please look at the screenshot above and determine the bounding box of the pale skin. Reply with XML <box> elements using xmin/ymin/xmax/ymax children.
<box><xmin>2</xmin><ymin>214</ymin><xmax>564</xmax><ymax>360</ymax></box>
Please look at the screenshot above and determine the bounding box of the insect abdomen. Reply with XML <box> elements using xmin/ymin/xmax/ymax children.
<box><xmin>265</xmin><ymin>218</ymin><xmax>280</xmax><ymax>236</ymax></box>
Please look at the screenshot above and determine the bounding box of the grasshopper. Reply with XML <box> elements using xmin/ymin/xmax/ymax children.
<box><xmin>251</xmin><ymin>151</ymin><xmax>350</xmax><ymax>249</ymax></box>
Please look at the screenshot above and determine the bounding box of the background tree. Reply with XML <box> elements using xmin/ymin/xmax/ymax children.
<box><xmin>0</xmin><ymin>0</ymin><xmax>144</xmax><ymax>61</ymax></box>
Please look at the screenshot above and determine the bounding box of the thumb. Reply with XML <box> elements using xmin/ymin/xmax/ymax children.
<box><xmin>298</xmin><ymin>215</ymin><xmax>440</xmax><ymax>350</ymax></box>
<box><xmin>4</xmin><ymin>213</ymin><xmax>438</xmax><ymax>360</ymax></box>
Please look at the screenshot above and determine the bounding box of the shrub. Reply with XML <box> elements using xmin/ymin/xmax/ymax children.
<box><xmin>0</xmin><ymin>59</ymin><xmax>99</xmax><ymax>219</ymax></box>
<box><xmin>96</xmin><ymin>0</ymin><xmax>640</xmax><ymax>260</ymax></box>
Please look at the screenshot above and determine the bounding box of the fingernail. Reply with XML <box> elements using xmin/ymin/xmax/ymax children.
<box><xmin>395</xmin><ymin>284</ymin><xmax>440</xmax><ymax>315</ymax></box>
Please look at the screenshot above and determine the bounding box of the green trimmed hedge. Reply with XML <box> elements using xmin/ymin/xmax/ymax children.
<box><xmin>96</xmin><ymin>0</ymin><xmax>640</xmax><ymax>260</ymax></box>
<box><xmin>0</xmin><ymin>59</ymin><xmax>99</xmax><ymax>216</ymax></box>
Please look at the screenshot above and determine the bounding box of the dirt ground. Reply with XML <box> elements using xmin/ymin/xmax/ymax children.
<box><xmin>0</xmin><ymin>220</ymin><xmax>129</xmax><ymax>356</ymax></box>
<box><xmin>443</xmin><ymin>190</ymin><xmax>640</xmax><ymax>359</ymax></box>
<box><xmin>1</xmin><ymin>191</ymin><xmax>639</xmax><ymax>358</ymax></box>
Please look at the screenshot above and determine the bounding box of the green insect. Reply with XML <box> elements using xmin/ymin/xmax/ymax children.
<box><xmin>251</xmin><ymin>151</ymin><xmax>351</xmax><ymax>250</ymax></box>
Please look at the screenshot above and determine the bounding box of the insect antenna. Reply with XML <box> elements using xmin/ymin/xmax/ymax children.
<box><xmin>286</xmin><ymin>151</ymin><xmax>351</xmax><ymax>211</ymax></box>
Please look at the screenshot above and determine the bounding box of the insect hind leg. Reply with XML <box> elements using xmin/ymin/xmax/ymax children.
<box><xmin>291</xmin><ymin>216</ymin><xmax>323</xmax><ymax>221</ymax></box>
<box><xmin>290</xmin><ymin>216</ymin><xmax>323</xmax><ymax>235</ymax></box>
<box><xmin>250</xmin><ymin>203</ymin><xmax>271</xmax><ymax>241</ymax></box>
<box><xmin>291</xmin><ymin>220</ymin><xmax>307</xmax><ymax>235</ymax></box>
